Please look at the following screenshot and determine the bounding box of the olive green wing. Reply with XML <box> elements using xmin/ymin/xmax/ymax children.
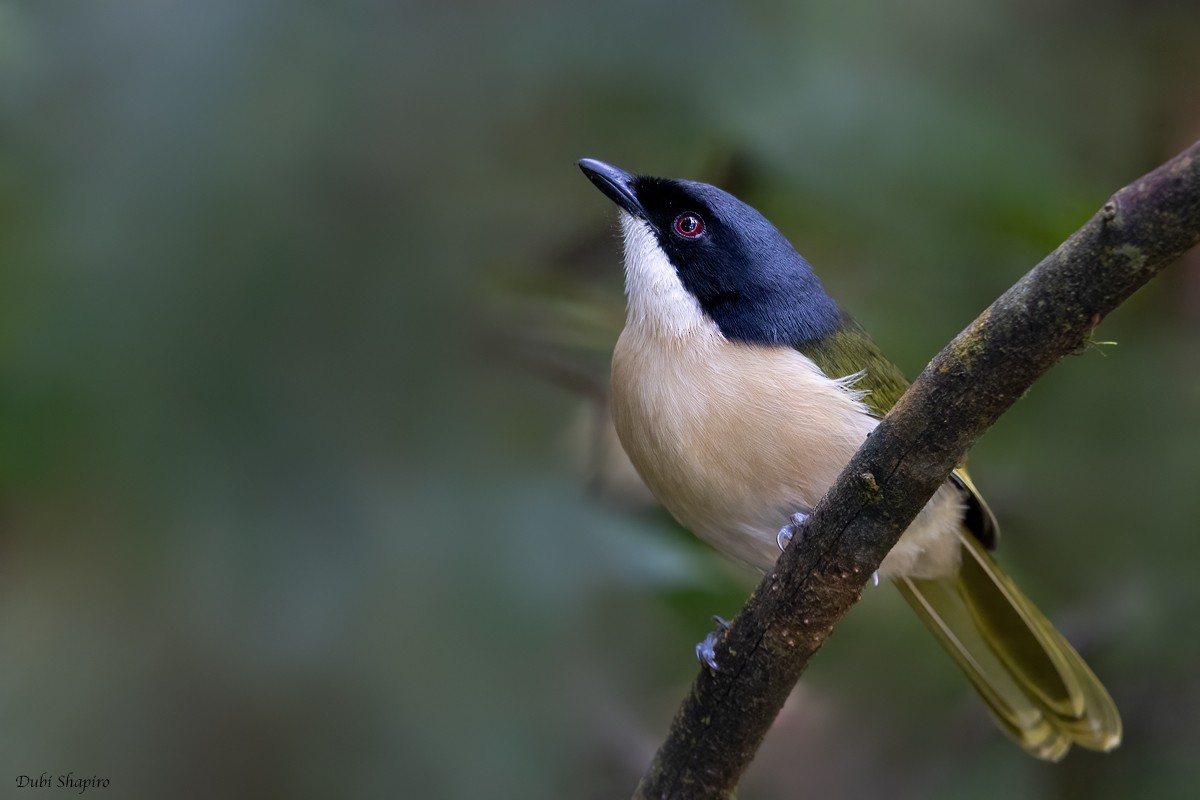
<box><xmin>794</xmin><ymin>318</ymin><xmax>998</xmax><ymax>546</ymax></box>
<box><xmin>794</xmin><ymin>319</ymin><xmax>910</xmax><ymax>418</ymax></box>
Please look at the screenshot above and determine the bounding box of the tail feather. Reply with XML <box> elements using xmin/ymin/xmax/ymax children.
<box><xmin>895</xmin><ymin>530</ymin><xmax>1121</xmax><ymax>760</ymax></box>
<box><xmin>955</xmin><ymin>531</ymin><xmax>1084</xmax><ymax>719</ymax></box>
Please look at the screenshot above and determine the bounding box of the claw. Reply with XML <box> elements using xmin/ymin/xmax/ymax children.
<box><xmin>777</xmin><ymin>511</ymin><xmax>809</xmax><ymax>552</ymax></box>
<box><xmin>696</xmin><ymin>633</ymin><xmax>721</xmax><ymax>670</ymax></box>
<box><xmin>873</xmin><ymin>571</ymin><xmax>880</xmax><ymax>587</ymax></box>
<box><xmin>776</xmin><ymin>527</ymin><xmax>791</xmax><ymax>551</ymax></box>
<box><xmin>694</xmin><ymin>616</ymin><xmax>731</xmax><ymax>671</ymax></box>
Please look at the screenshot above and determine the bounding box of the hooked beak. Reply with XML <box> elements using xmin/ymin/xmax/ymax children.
<box><xmin>576</xmin><ymin>158</ymin><xmax>647</xmax><ymax>220</ymax></box>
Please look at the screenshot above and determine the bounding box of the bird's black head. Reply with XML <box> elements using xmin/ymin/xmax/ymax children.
<box><xmin>577</xmin><ymin>158</ymin><xmax>843</xmax><ymax>346</ymax></box>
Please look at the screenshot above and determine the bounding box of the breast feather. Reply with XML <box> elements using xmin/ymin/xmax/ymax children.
<box><xmin>612</xmin><ymin>328</ymin><xmax>876</xmax><ymax>567</ymax></box>
<box><xmin>611</xmin><ymin>327</ymin><xmax>965</xmax><ymax>577</ymax></box>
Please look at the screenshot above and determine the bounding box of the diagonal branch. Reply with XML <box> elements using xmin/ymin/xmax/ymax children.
<box><xmin>633</xmin><ymin>140</ymin><xmax>1200</xmax><ymax>800</ymax></box>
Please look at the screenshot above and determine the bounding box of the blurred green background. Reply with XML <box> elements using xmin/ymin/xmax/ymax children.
<box><xmin>2</xmin><ymin>1</ymin><xmax>1199</xmax><ymax>798</ymax></box>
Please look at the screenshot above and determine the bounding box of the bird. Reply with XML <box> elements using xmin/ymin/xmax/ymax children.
<box><xmin>575</xmin><ymin>157</ymin><xmax>1121</xmax><ymax>761</ymax></box>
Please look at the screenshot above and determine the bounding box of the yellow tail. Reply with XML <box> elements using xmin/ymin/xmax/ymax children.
<box><xmin>895</xmin><ymin>529</ymin><xmax>1122</xmax><ymax>760</ymax></box>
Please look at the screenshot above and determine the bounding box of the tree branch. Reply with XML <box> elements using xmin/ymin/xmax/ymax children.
<box><xmin>633</xmin><ymin>140</ymin><xmax>1200</xmax><ymax>800</ymax></box>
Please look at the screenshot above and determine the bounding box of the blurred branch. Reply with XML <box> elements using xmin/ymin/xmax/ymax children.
<box><xmin>634</xmin><ymin>140</ymin><xmax>1200</xmax><ymax>800</ymax></box>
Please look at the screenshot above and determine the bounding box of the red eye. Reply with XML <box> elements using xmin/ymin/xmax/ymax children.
<box><xmin>673</xmin><ymin>212</ymin><xmax>704</xmax><ymax>238</ymax></box>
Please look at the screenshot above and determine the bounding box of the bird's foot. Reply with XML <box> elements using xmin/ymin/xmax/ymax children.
<box><xmin>777</xmin><ymin>511</ymin><xmax>809</xmax><ymax>552</ymax></box>
<box><xmin>695</xmin><ymin>615</ymin><xmax>731</xmax><ymax>671</ymax></box>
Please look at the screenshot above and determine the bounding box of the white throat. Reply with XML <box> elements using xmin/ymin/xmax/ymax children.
<box><xmin>620</xmin><ymin>214</ymin><xmax>718</xmax><ymax>338</ymax></box>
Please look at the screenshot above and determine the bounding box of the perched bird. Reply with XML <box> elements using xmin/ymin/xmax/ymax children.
<box><xmin>576</xmin><ymin>157</ymin><xmax>1121</xmax><ymax>760</ymax></box>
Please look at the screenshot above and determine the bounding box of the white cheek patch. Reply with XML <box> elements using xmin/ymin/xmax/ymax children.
<box><xmin>620</xmin><ymin>214</ymin><xmax>717</xmax><ymax>337</ymax></box>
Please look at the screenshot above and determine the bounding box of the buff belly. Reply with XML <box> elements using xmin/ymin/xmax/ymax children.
<box><xmin>610</xmin><ymin>325</ymin><xmax>964</xmax><ymax>578</ymax></box>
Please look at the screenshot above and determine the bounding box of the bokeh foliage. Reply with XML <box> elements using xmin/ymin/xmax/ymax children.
<box><xmin>1</xmin><ymin>1</ymin><xmax>1198</xmax><ymax>798</ymax></box>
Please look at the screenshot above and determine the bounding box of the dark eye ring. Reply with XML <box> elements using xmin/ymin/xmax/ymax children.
<box><xmin>673</xmin><ymin>212</ymin><xmax>704</xmax><ymax>238</ymax></box>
